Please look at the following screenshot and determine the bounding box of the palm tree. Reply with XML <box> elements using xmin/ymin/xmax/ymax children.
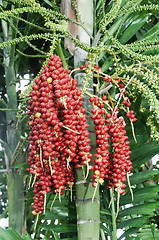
<box><xmin>0</xmin><ymin>0</ymin><xmax>159</xmax><ymax>239</ymax></box>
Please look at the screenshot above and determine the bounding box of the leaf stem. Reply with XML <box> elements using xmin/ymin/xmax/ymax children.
<box><xmin>110</xmin><ymin>189</ymin><xmax>117</xmax><ymax>240</ymax></box>
<box><xmin>50</xmin><ymin>193</ymin><xmax>58</xmax><ymax>212</ymax></box>
<box><xmin>56</xmin><ymin>40</ymin><xmax>68</xmax><ymax>69</ymax></box>
<box><xmin>44</xmin><ymin>191</ymin><xmax>47</xmax><ymax>214</ymax></box>
<box><xmin>127</xmin><ymin>172</ymin><xmax>134</xmax><ymax>201</ymax></box>
<box><xmin>34</xmin><ymin>213</ymin><xmax>39</xmax><ymax>233</ymax></box>
<box><xmin>63</xmin><ymin>125</ymin><xmax>80</xmax><ymax>134</ymax></box>
<box><xmin>130</xmin><ymin>119</ymin><xmax>137</xmax><ymax>143</ymax></box>
<box><xmin>92</xmin><ymin>182</ymin><xmax>99</xmax><ymax>202</ymax></box>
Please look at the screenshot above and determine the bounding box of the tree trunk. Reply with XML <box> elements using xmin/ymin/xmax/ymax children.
<box><xmin>4</xmin><ymin>51</ymin><xmax>25</xmax><ymax>236</ymax></box>
<box><xmin>74</xmin><ymin>50</ymin><xmax>100</xmax><ymax>240</ymax></box>
<box><xmin>1</xmin><ymin>1</ymin><xmax>25</xmax><ymax>234</ymax></box>
<box><xmin>62</xmin><ymin>1</ymin><xmax>100</xmax><ymax>239</ymax></box>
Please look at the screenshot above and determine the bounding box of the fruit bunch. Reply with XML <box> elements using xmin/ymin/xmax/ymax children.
<box><xmin>105</xmin><ymin>113</ymin><xmax>132</xmax><ymax>194</ymax></box>
<box><xmin>27</xmin><ymin>55</ymin><xmax>134</xmax><ymax>214</ymax></box>
<box><xmin>90</xmin><ymin>97</ymin><xmax>110</xmax><ymax>187</ymax></box>
<box><xmin>89</xmin><ymin>95</ymin><xmax>132</xmax><ymax>195</ymax></box>
<box><xmin>27</xmin><ymin>55</ymin><xmax>93</xmax><ymax>215</ymax></box>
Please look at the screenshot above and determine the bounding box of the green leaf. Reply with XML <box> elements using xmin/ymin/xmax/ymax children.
<box><xmin>100</xmin><ymin>229</ymin><xmax>107</xmax><ymax>240</ymax></box>
<box><xmin>96</xmin><ymin>0</ymin><xmax>102</xmax><ymax>11</ymax></box>
<box><xmin>100</xmin><ymin>208</ymin><xmax>112</xmax><ymax>216</ymax></box>
<box><xmin>150</xmin><ymin>223</ymin><xmax>158</xmax><ymax>240</ymax></box>
<box><xmin>59</xmin><ymin>238</ymin><xmax>77</xmax><ymax>240</ymax></box>
<box><xmin>100</xmin><ymin>223</ymin><xmax>112</xmax><ymax>236</ymax></box>
<box><xmin>128</xmin><ymin>170</ymin><xmax>159</xmax><ymax>186</ymax></box>
<box><xmin>119</xmin><ymin>12</ymin><xmax>151</xmax><ymax>44</ymax></box>
<box><xmin>0</xmin><ymin>227</ymin><xmax>22</xmax><ymax>240</ymax></box>
<box><xmin>118</xmin><ymin>227</ymin><xmax>139</xmax><ymax>240</ymax></box>
<box><xmin>43</xmin><ymin>0</ymin><xmax>54</xmax><ymax>8</ymax></box>
<box><xmin>117</xmin><ymin>216</ymin><xmax>149</xmax><ymax>229</ymax></box>
<box><xmin>120</xmin><ymin>185</ymin><xmax>159</xmax><ymax>205</ymax></box>
<box><xmin>45</xmin><ymin>203</ymin><xmax>76</xmax><ymax>220</ymax></box>
<box><xmin>101</xmin><ymin>216</ymin><xmax>112</xmax><ymax>225</ymax></box>
<box><xmin>101</xmin><ymin>58</ymin><xmax>114</xmax><ymax>72</ymax></box>
<box><xmin>101</xmin><ymin>18</ymin><xmax>123</xmax><ymax>44</ymax></box>
<box><xmin>138</xmin><ymin>22</ymin><xmax>159</xmax><ymax>41</ymax></box>
<box><xmin>51</xmin><ymin>230</ymin><xmax>60</xmax><ymax>240</ymax></box>
<box><xmin>118</xmin><ymin>202</ymin><xmax>159</xmax><ymax>218</ymax></box>
<box><xmin>44</xmin><ymin>212</ymin><xmax>67</xmax><ymax>220</ymax></box>
<box><xmin>126</xmin><ymin>119</ymin><xmax>149</xmax><ymax>148</ymax></box>
<box><xmin>118</xmin><ymin>12</ymin><xmax>140</xmax><ymax>36</ymax></box>
<box><xmin>137</xmin><ymin>226</ymin><xmax>159</xmax><ymax>240</ymax></box>
<box><xmin>52</xmin><ymin>224</ymin><xmax>77</xmax><ymax>233</ymax></box>
<box><xmin>131</xmin><ymin>142</ymin><xmax>159</xmax><ymax>169</ymax></box>
<box><xmin>12</xmin><ymin>162</ymin><xmax>28</xmax><ymax>170</ymax></box>
<box><xmin>41</xmin><ymin>237</ymin><xmax>49</xmax><ymax>240</ymax></box>
<box><xmin>138</xmin><ymin>232</ymin><xmax>157</xmax><ymax>239</ymax></box>
<box><xmin>22</xmin><ymin>232</ymin><xmax>33</xmax><ymax>240</ymax></box>
<box><xmin>41</xmin><ymin>224</ymin><xmax>77</xmax><ymax>233</ymax></box>
<box><xmin>125</xmin><ymin>237</ymin><xmax>141</xmax><ymax>240</ymax></box>
<box><xmin>50</xmin><ymin>205</ymin><xmax>69</xmax><ymax>217</ymax></box>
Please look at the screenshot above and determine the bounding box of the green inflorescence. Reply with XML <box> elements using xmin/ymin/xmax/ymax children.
<box><xmin>120</xmin><ymin>3</ymin><xmax>159</xmax><ymax>15</ymax></box>
<box><xmin>99</xmin><ymin>0</ymin><xmax>122</xmax><ymax>31</ymax></box>
<box><xmin>118</xmin><ymin>64</ymin><xmax>159</xmax><ymax>96</ymax></box>
<box><xmin>105</xmin><ymin>31</ymin><xmax>159</xmax><ymax>62</ymax></box>
<box><xmin>116</xmin><ymin>61</ymin><xmax>159</xmax><ymax>140</ymax></box>
<box><xmin>126</xmin><ymin>37</ymin><xmax>159</xmax><ymax>52</ymax></box>
<box><xmin>19</xmin><ymin>36</ymin><xmax>58</xmax><ymax>104</ymax></box>
<box><xmin>0</xmin><ymin>33</ymin><xmax>54</xmax><ymax>49</ymax></box>
<box><xmin>116</xmin><ymin>0</ymin><xmax>159</xmax><ymax>17</ymax></box>
<box><xmin>71</xmin><ymin>0</ymin><xmax>83</xmax><ymax>23</ymax></box>
<box><xmin>147</xmin><ymin>117</ymin><xmax>159</xmax><ymax>141</ymax></box>
<box><xmin>132</xmin><ymin>78</ymin><xmax>159</xmax><ymax>120</ymax></box>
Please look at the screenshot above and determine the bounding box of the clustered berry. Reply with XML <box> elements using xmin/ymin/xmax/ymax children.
<box><xmin>27</xmin><ymin>56</ymin><xmax>134</xmax><ymax>214</ymax></box>
<box><xmin>118</xmin><ymin>84</ymin><xmax>137</xmax><ymax>123</ymax></box>
<box><xmin>27</xmin><ymin>55</ymin><xmax>93</xmax><ymax>215</ymax></box>
<box><xmin>106</xmin><ymin>113</ymin><xmax>132</xmax><ymax>194</ymax></box>
<box><xmin>89</xmin><ymin>96</ymin><xmax>132</xmax><ymax>195</ymax></box>
<box><xmin>90</xmin><ymin>97</ymin><xmax>110</xmax><ymax>187</ymax></box>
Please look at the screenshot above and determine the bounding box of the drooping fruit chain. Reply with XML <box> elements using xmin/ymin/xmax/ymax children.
<box><xmin>89</xmin><ymin>95</ymin><xmax>133</xmax><ymax>195</ymax></box>
<box><xmin>90</xmin><ymin>96</ymin><xmax>110</xmax><ymax>187</ymax></box>
<box><xmin>106</xmin><ymin>113</ymin><xmax>132</xmax><ymax>194</ymax></box>
<box><xmin>27</xmin><ymin>55</ymin><xmax>92</xmax><ymax>214</ymax></box>
<box><xmin>27</xmin><ymin>55</ymin><xmax>134</xmax><ymax>215</ymax></box>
